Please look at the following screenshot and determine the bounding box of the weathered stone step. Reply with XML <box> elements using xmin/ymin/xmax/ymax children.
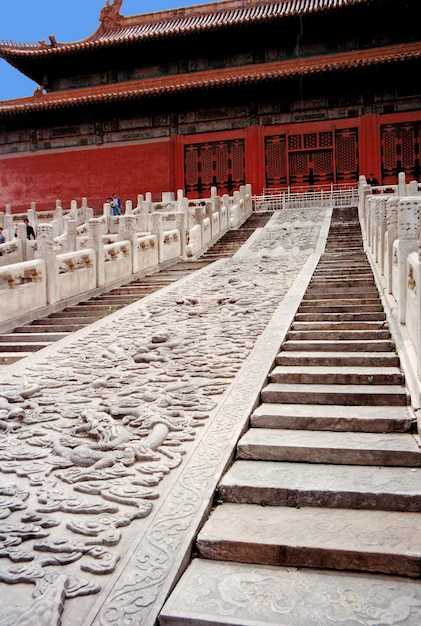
<box><xmin>291</xmin><ymin>320</ymin><xmax>388</xmax><ymax>331</ymax></box>
<box><xmin>250</xmin><ymin>403</ymin><xmax>415</xmax><ymax>432</ymax></box>
<box><xmin>160</xmin><ymin>559</ymin><xmax>421</xmax><ymax>626</ymax></box>
<box><xmin>295</xmin><ymin>312</ymin><xmax>386</xmax><ymax>321</ymax></box>
<box><xmin>111</xmin><ymin>287</ymin><xmax>161</xmax><ymax>294</ymax></box>
<box><xmin>31</xmin><ymin>317</ymin><xmax>95</xmax><ymax>326</ymax></box>
<box><xmin>282</xmin><ymin>339</ymin><xmax>394</xmax><ymax>352</ymax></box>
<box><xmin>276</xmin><ymin>351</ymin><xmax>399</xmax><ymax>367</ymax></box>
<box><xmin>63</xmin><ymin>305</ymin><xmax>120</xmax><ymax>313</ymax></box>
<box><xmin>47</xmin><ymin>312</ymin><xmax>101</xmax><ymax>321</ymax></box>
<box><xmin>0</xmin><ymin>333</ymin><xmax>69</xmax><ymax>342</ymax></box>
<box><xmin>0</xmin><ymin>352</ymin><xmax>34</xmax><ymax>364</ymax></box>
<box><xmin>261</xmin><ymin>383</ymin><xmax>409</xmax><ymax>405</ymax></box>
<box><xmin>237</xmin><ymin>428</ymin><xmax>420</xmax><ymax>466</ymax></box>
<box><xmin>313</xmin><ymin>265</ymin><xmax>371</xmax><ymax>272</ymax></box>
<box><xmin>298</xmin><ymin>303</ymin><xmax>382</xmax><ymax>313</ymax></box>
<box><xmin>309</xmin><ymin>282</ymin><xmax>376</xmax><ymax>290</ymax></box>
<box><xmin>0</xmin><ymin>342</ymin><xmax>52</xmax><ymax>352</ymax></box>
<box><xmin>286</xmin><ymin>329</ymin><xmax>390</xmax><ymax>341</ymax></box>
<box><xmin>304</xmin><ymin>287</ymin><xmax>378</xmax><ymax>297</ymax></box>
<box><xmin>301</xmin><ymin>295</ymin><xmax>381</xmax><ymax>306</ymax></box>
<box><xmin>196</xmin><ymin>503</ymin><xmax>421</xmax><ymax>577</ymax></box>
<box><xmin>14</xmin><ymin>324</ymin><xmax>85</xmax><ymax>333</ymax></box>
<box><xmin>219</xmin><ymin>460</ymin><xmax>421</xmax><ymax>511</ymax></box>
<box><xmin>269</xmin><ymin>365</ymin><xmax>404</xmax><ymax>386</ymax></box>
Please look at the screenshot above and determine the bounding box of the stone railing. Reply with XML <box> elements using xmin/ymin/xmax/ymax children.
<box><xmin>0</xmin><ymin>259</ymin><xmax>47</xmax><ymax>323</ymax></box>
<box><xmin>0</xmin><ymin>185</ymin><xmax>252</xmax><ymax>330</ymax></box>
<box><xmin>359</xmin><ymin>173</ymin><xmax>421</xmax><ymax>421</ymax></box>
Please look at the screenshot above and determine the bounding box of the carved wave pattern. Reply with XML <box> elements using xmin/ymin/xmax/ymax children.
<box><xmin>0</xmin><ymin>208</ymin><xmax>325</xmax><ymax>625</ymax></box>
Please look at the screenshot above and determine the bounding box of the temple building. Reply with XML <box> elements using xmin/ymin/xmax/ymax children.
<box><xmin>0</xmin><ymin>0</ymin><xmax>420</xmax><ymax>210</ymax></box>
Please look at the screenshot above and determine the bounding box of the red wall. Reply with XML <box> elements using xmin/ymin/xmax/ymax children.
<box><xmin>0</xmin><ymin>139</ymin><xmax>174</xmax><ymax>213</ymax></box>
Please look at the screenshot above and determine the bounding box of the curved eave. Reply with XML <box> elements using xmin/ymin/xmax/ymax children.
<box><xmin>0</xmin><ymin>0</ymin><xmax>374</xmax><ymax>60</ymax></box>
<box><xmin>0</xmin><ymin>44</ymin><xmax>419</xmax><ymax>118</ymax></box>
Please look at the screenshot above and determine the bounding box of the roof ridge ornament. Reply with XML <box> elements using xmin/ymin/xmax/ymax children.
<box><xmin>99</xmin><ymin>0</ymin><xmax>124</xmax><ymax>30</ymax></box>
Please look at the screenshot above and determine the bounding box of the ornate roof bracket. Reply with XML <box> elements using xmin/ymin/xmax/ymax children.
<box><xmin>99</xmin><ymin>0</ymin><xmax>124</xmax><ymax>30</ymax></box>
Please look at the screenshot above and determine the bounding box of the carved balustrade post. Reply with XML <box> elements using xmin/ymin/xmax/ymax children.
<box><xmin>55</xmin><ymin>200</ymin><xmax>64</xmax><ymax>235</ymax></box>
<box><xmin>210</xmin><ymin>188</ymin><xmax>221</xmax><ymax>230</ymax></box>
<box><xmin>151</xmin><ymin>213</ymin><xmax>164</xmax><ymax>264</ymax></box>
<box><xmin>66</xmin><ymin>220</ymin><xmax>78</xmax><ymax>253</ymax></box>
<box><xmin>16</xmin><ymin>223</ymin><xmax>28</xmax><ymax>262</ymax></box>
<box><xmin>119</xmin><ymin>214</ymin><xmax>137</xmax><ymax>273</ymax></box>
<box><xmin>377</xmin><ymin>196</ymin><xmax>388</xmax><ymax>273</ymax></box>
<box><xmin>28</xmin><ymin>205</ymin><xmax>36</xmax><ymax>231</ymax></box>
<box><xmin>175</xmin><ymin>212</ymin><xmax>186</xmax><ymax>258</ymax></box>
<box><xmin>244</xmin><ymin>183</ymin><xmax>253</xmax><ymax>216</ymax></box>
<box><xmin>398</xmin><ymin>171</ymin><xmax>407</xmax><ymax>197</ymax></box>
<box><xmin>70</xmin><ymin>200</ymin><xmax>78</xmax><ymax>225</ymax></box>
<box><xmin>137</xmin><ymin>195</ymin><xmax>149</xmax><ymax>232</ymax></box>
<box><xmin>34</xmin><ymin>223</ymin><xmax>57</xmax><ymax>304</ymax></box>
<box><xmin>4</xmin><ymin>204</ymin><xmax>14</xmax><ymax>240</ymax></box>
<box><xmin>385</xmin><ymin>197</ymin><xmax>399</xmax><ymax>294</ymax></box>
<box><xmin>397</xmin><ymin>197</ymin><xmax>420</xmax><ymax>323</ymax></box>
<box><xmin>87</xmin><ymin>218</ymin><xmax>105</xmax><ymax>287</ymax></box>
<box><xmin>204</xmin><ymin>202</ymin><xmax>213</xmax><ymax>238</ymax></box>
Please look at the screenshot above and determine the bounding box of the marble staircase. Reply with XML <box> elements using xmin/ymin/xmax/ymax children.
<box><xmin>0</xmin><ymin>212</ymin><xmax>272</xmax><ymax>364</ymax></box>
<box><xmin>159</xmin><ymin>206</ymin><xmax>421</xmax><ymax>625</ymax></box>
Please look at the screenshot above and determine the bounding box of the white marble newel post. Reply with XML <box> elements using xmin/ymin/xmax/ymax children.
<box><xmin>34</xmin><ymin>223</ymin><xmax>58</xmax><ymax>304</ymax></box>
<box><xmin>385</xmin><ymin>197</ymin><xmax>399</xmax><ymax>294</ymax></box>
<box><xmin>176</xmin><ymin>212</ymin><xmax>186</xmax><ymax>258</ymax></box>
<box><xmin>87</xmin><ymin>218</ymin><xmax>105</xmax><ymax>287</ymax></box>
<box><xmin>397</xmin><ymin>197</ymin><xmax>420</xmax><ymax>323</ymax></box>
<box><xmin>151</xmin><ymin>213</ymin><xmax>164</xmax><ymax>264</ymax></box>
<box><xmin>119</xmin><ymin>214</ymin><xmax>137</xmax><ymax>273</ymax></box>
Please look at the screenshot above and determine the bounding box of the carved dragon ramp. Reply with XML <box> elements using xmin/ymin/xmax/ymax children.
<box><xmin>0</xmin><ymin>207</ymin><xmax>327</xmax><ymax>625</ymax></box>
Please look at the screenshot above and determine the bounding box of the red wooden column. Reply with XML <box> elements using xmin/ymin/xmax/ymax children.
<box><xmin>245</xmin><ymin>126</ymin><xmax>265</xmax><ymax>196</ymax></box>
<box><xmin>359</xmin><ymin>113</ymin><xmax>381</xmax><ymax>183</ymax></box>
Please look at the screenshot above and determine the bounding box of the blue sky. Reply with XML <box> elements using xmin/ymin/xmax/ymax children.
<box><xmin>0</xmin><ymin>0</ymin><xmax>208</xmax><ymax>101</ymax></box>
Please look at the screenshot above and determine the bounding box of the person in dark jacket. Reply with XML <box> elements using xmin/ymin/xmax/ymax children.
<box><xmin>367</xmin><ymin>173</ymin><xmax>379</xmax><ymax>186</ymax></box>
<box><xmin>23</xmin><ymin>218</ymin><xmax>36</xmax><ymax>239</ymax></box>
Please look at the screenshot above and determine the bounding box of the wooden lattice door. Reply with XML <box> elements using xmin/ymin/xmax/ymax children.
<box><xmin>184</xmin><ymin>139</ymin><xmax>245</xmax><ymax>197</ymax></box>
<box><xmin>381</xmin><ymin>122</ymin><xmax>420</xmax><ymax>183</ymax></box>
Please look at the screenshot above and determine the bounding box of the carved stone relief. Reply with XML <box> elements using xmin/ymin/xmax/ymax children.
<box><xmin>0</xmin><ymin>208</ymin><xmax>325</xmax><ymax>624</ymax></box>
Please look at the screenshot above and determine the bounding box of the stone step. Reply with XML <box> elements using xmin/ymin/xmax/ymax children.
<box><xmin>282</xmin><ymin>339</ymin><xmax>394</xmax><ymax>352</ymax></box>
<box><xmin>314</xmin><ymin>268</ymin><xmax>373</xmax><ymax>275</ymax></box>
<box><xmin>250</xmin><ymin>403</ymin><xmax>415</xmax><ymax>432</ymax></box>
<box><xmin>261</xmin><ymin>383</ymin><xmax>409</xmax><ymax>405</ymax></box>
<box><xmin>0</xmin><ymin>342</ymin><xmax>52</xmax><ymax>352</ymax></box>
<box><xmin>47</xmin><ymin>313</ymin><xmax>101</xmax><ymax>322</ymax></box>
<box><xmin>303</xmin><ymin>288</ymin><xmax>379</xmax><ymax>298</ymax></box>
<box><xmin>160</xmin><ymin>559</ymin><xmax>421</xmax><ymax>626</ymax></box>
<box><xmin>14</xmin><ymin>324</ymin><xmax>85</xmax><ymax>333</ymax></box>
<box><xmin>295</xmin><ymin>312</ymin><xmax>386</xmax><ymax>321</ymax></box>
<box><xmin>196</xmin><ymin>503</ymin><xmax>421</xmax><ymax>577</ymax></box>
<box><xmin>31</xmin><ymin>317</ymin><xmax>94</xmax><ymax>326</ymax></box>
<box><xmin>62</xmin><ymin>305</ymin><xmax>121</xmax><ymax>313</ymax></box>
<box><xmin>0</xmin><ymin>333</ymin><xmax>69</xmax><ymax>342</ymax></box>
<box><xmin>269</xmin><ymin>365</ymin><xmax>404</xmax><ymax>386</ymax></box>
<box><xmin>237</xmin><ymin>428</ymin><xmax>420</xmax><ymax>466</ymax></box>
<box><xmin>276</xmin><ymin>351</ymin><xmax>399</xmax><ymax>367</ymax></box>
<box><xmin>286</xmin><ymin>329</ymin><xmax>390</xmax><ymax>341</ymax></box>
<box><xmin>219</xmin><ymin>460</ymin><xmax>421</xmax><ymax>511</ymax></box>
<box><xmin>0</xmin><ymin>352</ymin><xmax>33</xmax><ymax>364</ymax></box>
<box><xmin>309</xmin><ymin>279</ymin><xmax>376</xmax><ymax>287</ymax></box>
<box><xmin>291</xmin><ymin>321</ymin><xmax>388</xmax><ymax>331</ymax></box>
<box><xmin>306</xmin><ymin>281</ymin><xmax>378</xmax><ymax>299</ymax></box>
<box><xmin>298</xmin><ymin>303</ymin><xmax>382</xmax><ymax>313</ymax></box>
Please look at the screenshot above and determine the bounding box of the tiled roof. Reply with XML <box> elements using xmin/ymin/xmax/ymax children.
<box><xmin>0</xmin><ymin>42</ymin><xmax>418</xmax><ymax>116</ymax></box>
<box><xmin>0</xmin><ymin>0</ymin><xmax>372</xmax><ymax>57</ymax></box>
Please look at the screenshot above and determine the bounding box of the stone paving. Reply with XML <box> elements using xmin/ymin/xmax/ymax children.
<box><xmin>0</xmin><ymin>207</ymin><xmax>327</xmax><ymax>625</ymax></box>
